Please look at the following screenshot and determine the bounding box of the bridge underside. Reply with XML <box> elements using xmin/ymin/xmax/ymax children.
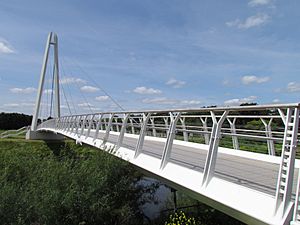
<box><xmin>36</xmin><ymin>128</ymin><xmax>299</xmax><ymax>225</ymax></box>
<box><xmin>26</xmin><ymin>130</ymin><xmax>64</xmax><ymax>140</ymax></box>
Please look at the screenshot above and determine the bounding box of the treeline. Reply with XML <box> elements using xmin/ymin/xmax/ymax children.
<box><xmin>0</xmin><ymin>112</ymin><xmax>32</xmax><ymax>130</ymax></box>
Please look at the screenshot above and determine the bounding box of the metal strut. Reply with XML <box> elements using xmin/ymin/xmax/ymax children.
<box><xmin>275</xmin><ymin>107</ymin><xmax>300</xmax><ymax>218</ymax></box>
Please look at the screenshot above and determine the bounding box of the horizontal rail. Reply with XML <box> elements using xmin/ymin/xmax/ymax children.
<box><xmin>0</xmin><ymin>126</ymin><xmax>30</xmax><ymax>139</ymax></box>
<box><xmin>55</xmin><ymin>103</ymin><xmax>300</xmax><ymax>118</ymax></box>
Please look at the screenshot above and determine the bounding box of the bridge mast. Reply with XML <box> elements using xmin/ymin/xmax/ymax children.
<box><xmin>31</xmin><ymin>32</ymin><xmax>60</xmax><ymax>131</ymax></box>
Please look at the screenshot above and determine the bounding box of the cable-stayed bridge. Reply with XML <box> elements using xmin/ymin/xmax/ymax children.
<box><xmin>26</xmin><ymin>32</ymin><xmax>300</xmax><ymax>225</ymax></box>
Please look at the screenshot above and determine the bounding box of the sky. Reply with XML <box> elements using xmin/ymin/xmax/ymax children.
<box><xmin>0</xmin><ymin>0</ymin><xmax>299</xmax><ymax>116</ymax></box>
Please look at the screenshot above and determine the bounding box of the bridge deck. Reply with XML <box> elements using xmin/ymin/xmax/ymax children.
<box><xmin>100</xmin><ymin>131</ymin><xmax>298</xmax><ymax>197</ymax></box>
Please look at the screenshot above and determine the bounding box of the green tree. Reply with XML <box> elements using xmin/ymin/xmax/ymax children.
<box><xmin>0</xmin><ymin>112</ymin><xmax>33</xmax><ymax>130</ymax></box>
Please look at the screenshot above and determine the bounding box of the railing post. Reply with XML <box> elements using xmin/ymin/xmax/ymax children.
<box><xmin>63</xmin><ymin>117</ymin><xmax>68</xmax><ymax>130</ymax></box>
<box><xmin>150</xmin><ymin>117</ymin><xmax>157</xmax><ymax>137</ymax></box>
<box><xmin>134</xmin><ymin>113</ymin><xmax>151</xmax><ymax>158</ymax></box>
<box><xmin>75</xmin><ymin>115</ymin><xmax>82</xmax><ymax>137</ymax></box>
<box><xmin>63</xmin><ymin>117</ymin><xmax>69</xmax><ymax>132</ymax></box>
<box><xmin>100</xmin><ymin>118</ymin><xmax>104</xmax><ymax>131</ymax></box>
<box><xmin>93</xmin><ymin>114</ymin><xmax>104</xmax><ymax>142</ymax></box>
<box><xmin>200</xmin><ymin>117</ymin><xmax>210</xmax><ymax>145</ymax></box>
<box><xmin>138</xmin><ymin>117</ymin><xmax>143</xmax><ymax>134</ymax></box>
<box><xmin>114</xmin><ymin>118</ymin><xmax>120</xmax><ymax>132</ymax></box>
<box><xmin>58</xmin><ymin>117</ymin><xmax>65</xmax><ymax>130</ymax></box>
<box><xmin>86</xmin><ymin>114</ymin><xmax>95</xmax><ymax>139</ymax></box>
<box><xmin>64</xmin><ymin>117</ymin><xmax>69</xmax><ymax>131</ymax></box>
<box><xmin>202</xmin><ymin>110</ymin><xmax>229</xmax><ymax>187</ymax></box>
<box><xmin>65</xmin><ymin>117</ymin><xmax>69</xmax><ymax>132</ymax></box>
<box><xmin>70</xmin><ymin>116</ymin><xmax>76</xmax><ymax>133</ymax></box>
<box><xmin>227</xmin><ymin>118</ymin><xmax>239</xmax><ymax>150</ymax></box>
<box><xmin>180</xmin><ymin>117</ymin><xmax>188</xmax><ymax>142</ymax></box>
<box><xmin>130</xmin><ymin>118</ymin><xmax>135</xmax><ymax>134</ymax></box>
<box><xmin>261</xmin><ymin>118</ymin><xmax>275</xmax><ymax>156</ymax></box>
<box><xmin>116</xmin><ymin>114</ymin><xmax>130</xmax><ymax>149</ymax></box>
<box><xmin>278</xmin><ymin>109</ymin><xmax>287</xmax><ymax>126</ymax></box>
<box><xmin>102</xmin><ymin>113</ymin><xmax>114</xmax><ymax>145</ymax></box>
<box><xmin>160</xmin><ymin>112</ymin><xmax>181</xmax><ymax>169</ymax></box>
<box><xmin>67</xmin><ymin>116</ymin><xmax>75</xmax><ymax>133</ymax></box>
<box><xmin>67</xmin><ymin>117</ymin><xmax>72</xmax><ymax>131</ymax></box>
<box><xmin>275</xmin><ymin>107</ymin><xmax>300</xmax><ymax>217</ymax></box>
<box><xmin>79</xmin><ymin>115</ymin><xmax>88</xmax><ymax>138</ymax></box>
<box><xmin>163</xmin><ymin>117</ymin><xmax>169</xmax><ymax>137</ymax></box>
<box><xmin>55</xmin><ymin>118</ymin><xmax>59</xmax><ymax>130</ymax></box>
<box><xmin>104</xmin><ymin>118</ymin><xmax>108</xmax><ymax>130</ymax></box>
<box><xmin>57</xmin><ymin>117</ymin><xmax>62</xmax><ymax>130</ymax></box>
<box><xmin>292</xmin><ymin>168</ymin><xmax>300</xmax><ymax>223</ymax></box>
<box><xmin>58</xmin><ymin>117</ymin><xmax>62</xmax><ymax>130</ymax></box>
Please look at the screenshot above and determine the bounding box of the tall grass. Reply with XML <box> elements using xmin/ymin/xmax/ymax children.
<box><xmin>0</xmin><ymin>139</ymin><xmax>154</xmax><ymax>225</ymax></box>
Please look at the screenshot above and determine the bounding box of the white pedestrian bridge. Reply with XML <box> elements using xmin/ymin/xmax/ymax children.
<box><xmin>28</xmin><ymin>104</ymin><xmax>300</xmax><ymax>225</ymax></box>
<box><xmin>25</xmin><ymin>32</ymin><xmax>300</xmax><ymax>224</ymax></box>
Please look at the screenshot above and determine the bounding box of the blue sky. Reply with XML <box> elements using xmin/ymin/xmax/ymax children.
<box><xmin>0</xmin><ymin>0</ymin><xmax>299</xmax><ymax>116</ymax></box>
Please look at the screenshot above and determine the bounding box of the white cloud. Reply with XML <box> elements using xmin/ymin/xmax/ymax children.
<box><xmin>10</xmin><ymin>87</ymin><xmax>36</xmax><ymax>94</ymax></box>
<box><xmin>78</xmin><ymin>102</ymin><xmax>94</xmax><ymax>107</ymax></box>
<box><xmin>180</xmin><ymin>100</ymin><xmax>202</xmax><ymax>105</ymax></box>
<box><xmin>0</xmin><ymin>41</ymin><xmax>14</xmax><ymax>54</ymax></box>
<box><xmin>21</xmin><ymin>103</ymin><xmax>35</xmax><ymax>107</ymax></box>
<box><xmin>60</xmin><ymin>77</ymin><xmax>86</xmax><ymax>84</ymax></box>
<box><xmin>60</xmin><ymin>105</ymin><xmax>69</xmax><ymax>109</ymax></box>
<box><xmin>95</xmin><ymin>95</ymin><xmax>109</xmax><ymax>101</ymax></box>
<box><xmin>224</xmin><ymin>96</ymin><xmax>257</xmax><ymax>106</ymax></box>
<box><xmin>241</xmin><ymin>75</ymin><xmax>270</xmax><ymax>85</ymax></box>
<box><xmin>3</xmin><ymin>103</ymin><xmax>20</xmax><ymax>107</ymax></box>
<box><xmin>273</xmin><ymin>99</ymin><xmax>280</xmax><ymax>103</ymax></box>
<box><xmin>287</xmin><ymin>82</ymin><xmax>300</xmax><ymax>92</ymax></box>
<box><xmin>3</xmin><ymin>102</ymin><xmax>35</xmax><ymax>108</ymax></box>
<box><xmin>222</xmin><ymin>80</ymin><xmax>230</xmax><ymax>86</ymax></box>
<box><xmin>80</xmin><ymin>85</ymin><xmax>99</xmax><ymax>93</ymax></box>
<box><xmin>226</xmin><ymin>14</ymin><xmax>270</xmax><ymax>29</ymax></box>
<box><xmin>133</xmin><ymin>86</ymin><xmax>162</xmax><ymax>95</ymax></box>
<box><xmin>142</xmin><ymin>97</ymin><xmax>201</xmax><ymax>106</ymax></box>
<box><xmin>87</xmin><ymin>107</ymin><xmax>102</xmax><ymax>111</ymax></box>
<box><xmin>248</xmin><ymin>0</ymin><xmax>272</xmax><ymax>7</ymax></box>
<box><xmin>142</xmin><ymin>97</ymin><xmax>176</xmax><ymax>105</ymax></box>
<box><xmin>166</xmin><ymin>78</ymin><xmax>186</xmax><ymax>88</ymax></box>
<box><xmin>43</xmin><ymin>89</ymin><xmax>53</xmax><ymax>94</ymax></box>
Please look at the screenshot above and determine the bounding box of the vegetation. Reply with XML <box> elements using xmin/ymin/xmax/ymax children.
<box><xmin>164</xmin><ymin>211</ymin><xmax>196</xmax><ymax>225</ymax></box>
<box><xmin>0</xmin><ymin>112</ymin><xmax>32</xmax><ymax>130</ymax></box>
<box><xmin>0</xmin><ymin>103</ymin><xmax>297</xmax><ymax>225</ymax></box>
<box><xmin>0</xmin><ymin>139</ymin><xmax>158</xmax><ymax>225</ymax></box>
<box><xmin>158</xmin><ymin>192</ymin><xmax>243</xmax><ymax>225</ymax></box>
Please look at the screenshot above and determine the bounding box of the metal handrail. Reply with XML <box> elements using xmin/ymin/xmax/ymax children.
<box><xmin>55</xmin><ymin>103</ymin><xmax>300</xmax><ymax>118</ymax></box>
<box><xmin>0</xmin><ymin>126</ymin><xmax>30</xmax><ymax>138</ymax></box>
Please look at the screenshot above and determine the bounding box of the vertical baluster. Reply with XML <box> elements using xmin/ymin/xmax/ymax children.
<box><xmin>202</xmin><ymin>111</ymin><xmax>229</xmax><ymax>187</ymax></box>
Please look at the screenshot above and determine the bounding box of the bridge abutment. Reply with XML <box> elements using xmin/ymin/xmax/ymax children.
<box><xmin>26</xmin><ymin>130</ymin><xmax>64</xmax><ymax>140</ymax></box>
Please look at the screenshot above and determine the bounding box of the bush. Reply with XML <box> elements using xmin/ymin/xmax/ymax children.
<box><xmin>165</xmin><ymin>211</ymin><xmax>197</xmax><ymax>225</ymax></box>
<box><xmin>0</xmin><ymin>140</ymin><xmax>156</xmax><ymax>225</ymax></box>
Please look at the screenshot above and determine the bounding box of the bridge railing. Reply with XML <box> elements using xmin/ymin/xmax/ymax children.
<box><xmin>0</xmin><ymin>126</ymin><xmax>30</xmax><ymax>139</ymax></box>
<box><xmin>37</xmin><ymin>104</ymin><xmax>300</xmax><ymax>158</ymax></box>
<box><xmin>38</xmin><ymin>103</ymin><xmax>300</xmax><ymax>219</ymax></box>
<box><xmin>38</xmin><ymin>104</ymin><xmax>300</xmax><ymax>160</ymax></box>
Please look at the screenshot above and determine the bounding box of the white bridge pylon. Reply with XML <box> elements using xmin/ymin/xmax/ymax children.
<box><xmin>27</xmin><ymin>33</ymin><xmax>300</xmax><ymax>225</ymax></box>
<box><xmin>31</xmin><ymin>32</ymin><xmax>60</xmax><ymax>131</ymax></box>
